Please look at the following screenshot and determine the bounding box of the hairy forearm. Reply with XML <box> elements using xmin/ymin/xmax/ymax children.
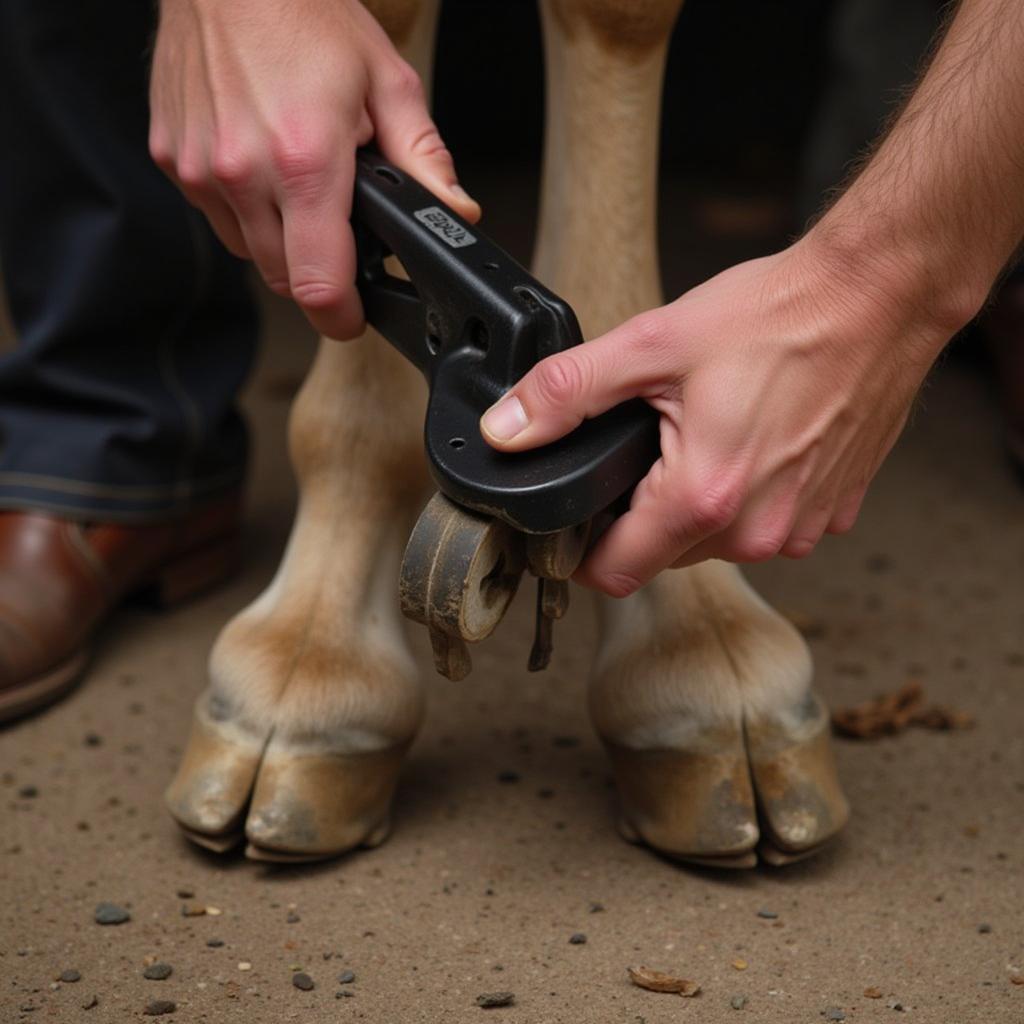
<box><xmin>806</xmin><ymin>0</ymin><xmax>1024</xmax><ymax>339</ymax></box>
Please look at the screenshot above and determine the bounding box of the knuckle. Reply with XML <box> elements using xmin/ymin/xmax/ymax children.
<box><xmin>291</xmin><ymin>278</ymin><xmax>349</xmax><ymax>310</ymax></box>
<box><xmin>599</xmin><ymin>571</ymin><xmax>644</xmax><ymax>599</ymax></box>
<box><xmin>533</xmin><ymin>354</ymin><xmax>585</xmax><ymax>408</ymax></box>
<box><xmin>688</xmin><ymin>482</ymin><xmax>742</xmax><ymax>535</ymax></box>
<box><xmin>407</xmin><ymin>124</ymin><xmax>450</xmax><ymax>163</ymax></box>
<box><xmin>384</xmin><ymin>60</ymin><xmax>426</xmax><ymax>102</ymax></box>
<box><xmin>174</xmin><ymin>158</ymin><xmax>208</xmax><ymax>193</ymax></box>
<box><xmin>269</xmin><ymin>138</ymin><xmax>329</xmax><ymax>190</ymax></box>
<box><xmin>828</xmin><ymin>512</ymin><xmax>857</xmax><ymax>535</ymax></box>
<box><xmin>781</xmin><ymin>537</ymin><xmax>816</xmax><ymax>559</ymax></box>
<box><xmin>627</xmin><ymin>311</ymin><xmax>668</xmax><ymax>356</ymax></box>
<box><xmin>733</xmin><ymin>532</ymin><xmax>785</xmax><ymax>563</ymax></box>
<box><xmin>148</xmin><ymin>133</ymin><xmax>173</xmax><ymax>171</ymax></box>
<box><xmin>211</xmin><ymin>148</ymin><xmax>256</xmax><ymax>191</ymax></box>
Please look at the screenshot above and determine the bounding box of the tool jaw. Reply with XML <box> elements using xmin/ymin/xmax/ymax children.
<box><xmin>353</xmin><ymin>149</ymin><xmax>659</xmax><ymax>675</ymax></box>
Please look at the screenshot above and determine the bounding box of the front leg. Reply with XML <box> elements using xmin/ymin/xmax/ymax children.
<box><xmin>593</xmin><ymin>563</ymin><xmax>848</xmax><ymax>867</ymax></box>
<box><xmin>533</xmin><ymin>0</ymin><xmax>849</xmax><ymax>868</ymax></box>
<box><xmin>166</xmin><ymin>0</ymin><xmax>439</xmax><ymax>861</ymax></box>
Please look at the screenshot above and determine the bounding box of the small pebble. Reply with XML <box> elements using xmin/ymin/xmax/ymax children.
<box><xmin>143</xmin><ymin>1000</ymin><xmax>176</xmax><ymax>1016</ymax></box>
<box><xmin>206</xmin><ymin>939</ymin><xmax>224</xmax><ymax>948</ymax></box>
<box><xmin>81</xmin><ymin>995</ymin><xmax>98</xmax><ymax>1010</ymax></box>
<box><xmin>887</xmin><ymin>1000</ymin><xmax>905</xmax><ymax>1012</ymax></box>
<box><xmin>286</xmin><ymin>912</ymin><xmax>301</xmax><ymax>923</ymax></box>
<box><xmin>568</xmin><ymin>933</ymin><xmax>587</xmax><ymax>945</ymax></box>
<box><xmin>292</xmin><ymin>972</ymin><xmax>315</xmax><ymax>991</ymax></box>
<box><xmin>588</xmin><ymin>902</ymin><xmax>605</xmax><ymax>914</ymax></box>
<box><xmin>176</xmin><ymin>889</ymin><xmax>194</xmax><ymax>899</ymax></box>
<box><xmin>18</xmin><ymin>785</ymin><xmax>39</xmax><ymax>799</ymax></box>
<box><xmin>757</xmin><ymin>909</ymin><xmax>778</xmax><ymax>919</ymax></box>
<box><xmin>238</xmin><ymin>962</ymin><xmax>252</xmax><ymax>972</ymax></box>
<box><xmin>978</xmin><ymin>922</ymin><xmax>992</xmax><ymax>933</ymax></box>
<box><xmin>59</xmin><ymin>970</ymin><xmax>81</xmax><ymax>983</ymax></box>
<box><xmin>335</xmin><ymin>990</ymin><xmax>356</xmax><ymax>998</ymax></box>
<box><xmin>143</xmin><ymin>963</ymin><xmax>173</xmax><ymax>981</ymax></box>
<box><xmin>731</xmin><ymin>994</ymin><xmax>747</xmax><ymax>1010</ymax></box>
<box><xmin>497</xmin><ymin>770</ymin><xmax>520</xmax><ymax>784</ymax></box>
<box><xmin>865</xmin><ymin>553</ymin><xmax>892</xmax><ymax>573</ymax></box>
<box><xmin>180</xmin><ymin>904</ymin><xmax>205</xmax><ymax>917</ymax></box>
<box><xmin>476</xmin><ymin>992</ymin><xmax>515</xmax><ymax>1008</ymax></box>
<box><xmin>84</xmin><ymin>733</ymin><xmax>103</xmax><ymax>747</ymax></box>
<box><xmin>824</xmin><ymin>1009</ymin><xmax>846</xmax><ymax>1022</ymax></box>
<box><xmin>338</xmin><ymin>970</ymin><xmax>356</xmax><ymax>984</ymax></box>
<box><xmin>94</xmin><ymin>902</ymin><xmax>130</xmax><ymax>925</ymax></box>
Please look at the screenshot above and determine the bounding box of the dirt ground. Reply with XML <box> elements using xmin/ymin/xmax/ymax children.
<box><xmin>3</xmin><ymin>234</ymin><xmax>1024</xmax><ymax>1022</ymax></box>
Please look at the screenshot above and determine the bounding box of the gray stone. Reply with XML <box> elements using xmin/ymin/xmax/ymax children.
<box><xmin>143</xmin><ymin>1000</ymin><xmax>176</xmax><ymax>1016</ymax></box>
<box><xmin>94</xmin><ymin>902</ymin><xmax>130</xmax><ymax>925</ymax></box>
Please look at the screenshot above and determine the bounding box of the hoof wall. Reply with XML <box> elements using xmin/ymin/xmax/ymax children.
<box><xmin>607</xmin><ymin>691</ymin><xmax>848</xmax><ymax>869</ymax></box>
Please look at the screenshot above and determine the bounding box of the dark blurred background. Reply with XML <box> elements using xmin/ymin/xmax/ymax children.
<box><xmin>431</xmin><ymin>0</ymin><xmax>941</xmax><ymax>294</ymax></box>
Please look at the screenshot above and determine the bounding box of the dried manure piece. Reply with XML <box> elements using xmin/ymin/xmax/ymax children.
<box><xmin>476</xmin><ymin>992</ymin><xmax>515</xmax><ymax>1008</ymax></box>
<box><xmin>627</xmin><ymin>966</ymin><xmax>700</xmax><ymax>996</ymax></box>
<box><xmin>831</xmin><ymin>681</ymin><xmax>975</xmax><ymax>739</ymax></box>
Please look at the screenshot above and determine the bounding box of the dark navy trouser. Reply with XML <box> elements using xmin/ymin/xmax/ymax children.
<box><xmin>0</xmin><ymin>0</ymin><xmax>258</xmax><ymax>520</ymax></box>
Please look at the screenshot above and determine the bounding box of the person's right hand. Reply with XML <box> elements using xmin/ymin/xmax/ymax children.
<box><xmin>149</xmin><ymin>0</ymin><xmax>479</xmax><ymax>339</ymax></box>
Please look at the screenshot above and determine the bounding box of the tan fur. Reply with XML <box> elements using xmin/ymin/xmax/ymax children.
<box><xmin>166</xmin><ymin>1</ymin><xmax>437</xmax><ymax>857</ymax></box>
<box><xmin>534</xmin><ymin>0</ymin><xmax>847</xmax><ymax>863</ymax></box>
<box><xmin>168</xmin><ymin>0</ymin><xmax>847</xmax><ymax>865</ymax></box>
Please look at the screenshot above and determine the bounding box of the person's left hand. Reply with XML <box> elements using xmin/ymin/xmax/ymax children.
<box><xmin>478</xmin><ymin>238</ymin><xmax>957</xmax><ymax>597</ymax></box>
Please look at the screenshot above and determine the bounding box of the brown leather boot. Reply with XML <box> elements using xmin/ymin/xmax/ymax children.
<box><xmin>0</xmin><ymin>494</ymin><xmax>241</xmax><ymax>722</ymax></box>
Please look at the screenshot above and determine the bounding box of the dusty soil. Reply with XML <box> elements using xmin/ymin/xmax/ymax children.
<box><xmin>2</xmin><ymin>258</ymin><xmax>1023</xmax><ymax>1022</ymax></box>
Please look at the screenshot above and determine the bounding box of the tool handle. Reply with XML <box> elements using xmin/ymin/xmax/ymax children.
<box><xmin>352</xmin><ymin>150</ymin><xmax>659</xmax><ymax>533</ymax></box>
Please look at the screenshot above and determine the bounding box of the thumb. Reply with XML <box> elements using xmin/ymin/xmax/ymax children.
<box><xmin>368</xmin><ymin>62</ymin><xmax>481</xmax><ymax>224</ymax></box>
<box><xmin>480</xmin><ymin>322</ymin><xmax>655</xmax><ymax>451</ymax></box>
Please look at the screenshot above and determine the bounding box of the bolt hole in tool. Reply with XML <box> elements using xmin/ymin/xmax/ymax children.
<box><xmin>352</xmin><ymin>150</ymin><xmax>659</xmax><ymax>679</ymax></box>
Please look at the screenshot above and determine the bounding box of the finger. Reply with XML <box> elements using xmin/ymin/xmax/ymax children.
<box><xmin>479</xmin><ymin>313</ymin><xmax>674</xmax><ymax>450</ymax></box>
<box><xmin>224</xmin><ymin>194</ymin><xmax>290</xmax><ymax>297</ymax></box>
<box><xmin>779</xmin><ymin>502</ymin><xmax>833</xmax><ymax>559</ymax></box>
<box><xmin>188</xmin><ymin>193</ymin><xmax>250</xmax><ymax>260</ymax></box>
<box><xmin>671</xmin><ymin>479</ymin><xmax>799</xmax><ymax>568</ymax></box>
<box><xmin>574</xmin><ymin>459</ymin><xmax>742</xmax><ymax>597</ymax></box>
<box><xmin>368</xmin><ymin>60</ymin><xmax>480</xmax><ymax>223</ymax></box>
<box><xmin>277</xmin><ymin>154</ymin><xmax>365</xmax><ymax>340</ymax></box>
<box><xmin>826</xmin><ymin>487</ymin><xmax>866</xmax><ymax>535</ymax></box>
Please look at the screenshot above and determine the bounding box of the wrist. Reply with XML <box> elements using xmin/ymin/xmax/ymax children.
<box><xmin>799</xmin><ymin>198</ymin><xmax>992</xmax><ymax>347</ymax></box>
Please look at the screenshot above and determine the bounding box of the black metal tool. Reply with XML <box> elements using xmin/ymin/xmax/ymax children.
<box><xmin>352</xmin><ymin>148</ymin><xmax>659</xmax><ymax>534</ymax></box>
<box><xmin>352</xmin><ymin>150</ymin><xmax>660</xmax><ymax>679</ymax></box>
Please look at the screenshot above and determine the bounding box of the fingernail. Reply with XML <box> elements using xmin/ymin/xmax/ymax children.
<box><xmin>481</xmin><ymin>394</ymin><xmax>528</xmax><ymax>441</ymax></box>
<box><xmin>450</xmin><ymin>183</ymin><xmax>475</xmax><ymax>204</ymax></box>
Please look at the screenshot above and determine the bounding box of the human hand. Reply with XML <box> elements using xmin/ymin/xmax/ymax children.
<box><xmin>479</xmin><ymin>239</ymin><xmax>956</xmax><ymax>596</ymax></box>
<box><xmin>149</xmin><ymin>0</ymin><xmax>479</xmax><ymax>339</ymax></box>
